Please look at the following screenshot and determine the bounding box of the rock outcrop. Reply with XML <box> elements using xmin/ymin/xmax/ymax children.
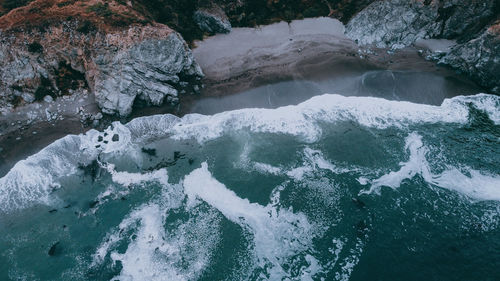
<box><xmin>0</xmin><ymin>0</ymin><xmax>203</xmax><ymax>117</ymax></box>
<box><xmin>345</xmin><ymin>0</ymin><xmax>500</xmax><ymax>94</ymax></box>
<box><xmin>193</xmin><ymin>5</ymin><xmax>231</xmax><ymax>34</ymax></box>
<box><xmin>346</xmin><ymin>0</ymin><xmax>498</xmax><ymax>49</ymax></box>
<box><xmin>440</xmin><ymin>22</ymin><xmax>500</xmax><ymax>94</ymax></box>
<box><xmin>91</xmin><ymin>28</ymin><xmax>203</xmax><ymax>116</ymax></box>
<box><xmin>346</xmin><ymin>0</ymin><xmax>441</xmax><ymax>49</ymax></box>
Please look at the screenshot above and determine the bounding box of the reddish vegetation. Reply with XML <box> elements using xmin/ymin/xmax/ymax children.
<box><xmin>0</xmin><ymin>0</ymin><xmax>149</xmax><ymax>32</ymax></box>
<box><xmin>489</xmin><ymin>20</ymin><xmax>500</xmax><ymax>35</ymax></box>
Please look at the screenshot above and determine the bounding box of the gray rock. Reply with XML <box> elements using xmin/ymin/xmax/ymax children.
<box><xmin>21</xmin><ymin>92</ymin><xmax>35</xmax><ymax>103</ymax></box>
<box><xmin>346</xmin><ymin>0</ymin><xmax>499</xmax><ymax>93</ymax></box>
<box><xmin>93</xmin><ymin>32</ymin><xmax>202</xmax><ymax>116</ymax></box>
<box><xmin>194</xmin><ymin>6</ymin><xmax>232</xmax><ymax>34</ymax></box>
<box><xmin>93</xmin><ymin>112</ymin><xmax>103</xmax><ymax>120</ymax></box>
<box><xmin>346</xmin><ymin>0</ymin><xmax>440</xmax><ymax>49</ymax></box>
<box><xmin>440</xmin><ymin>29</ymin><xmax>500</xmax><ymax>95</ymax></box>
<box><xmin>43</xmin><ymin>95</ymin><xmax>54</xmax><ymax>103</ymax></box>
<box><xmin>0</xmin><ymin>22</ymin><xmax>204</xmax><ymax>118</ymax></box>
<box><xmin>346</xmin><ymin>0</ymin><xmax>497</xmax><ymax>49</ymax></box>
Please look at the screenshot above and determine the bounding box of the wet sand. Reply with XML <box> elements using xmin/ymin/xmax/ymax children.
<box><xmin>0</xmin><ymin>18</ymin><xmax>485</xmax><ymax>177</ymax></box>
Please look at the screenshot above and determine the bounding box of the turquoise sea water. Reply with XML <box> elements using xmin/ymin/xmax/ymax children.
<box><xmin>0</xmin><ymin>93</ymin><xmax>499</xmax><ymax>280</ymax></box>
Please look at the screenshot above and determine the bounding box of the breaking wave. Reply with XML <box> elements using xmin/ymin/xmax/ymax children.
<box><xmin>1</xmin><ymin>93</ymin><xmax>499</xmax><ymax>280</ymax></box>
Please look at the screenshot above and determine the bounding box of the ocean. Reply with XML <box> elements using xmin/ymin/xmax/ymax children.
<box><xmin>0</xmin><ymin>93</ymin><xmax>499</xmax><ymax>280</ymax></box>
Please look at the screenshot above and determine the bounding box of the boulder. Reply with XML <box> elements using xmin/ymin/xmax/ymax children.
<box><xmin>93</xmin><ymin>32</ymin><xmax>203</xmax><ymax>116</ymax></box>
<box><xmin>193</xmin><ymin>6</ymin><xmax>232</xmax><ymax>34</ymax></box>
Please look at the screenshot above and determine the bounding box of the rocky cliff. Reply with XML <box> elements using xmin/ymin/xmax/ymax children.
<box><xmin>0</xmin><ymin>0</ymin><xmax>203</xmax><ymax>117</ymax></box>
<box><xmin>345</xmin><ymin>0</ymin><xmax>499</xmax><ymax>94</ymax></box>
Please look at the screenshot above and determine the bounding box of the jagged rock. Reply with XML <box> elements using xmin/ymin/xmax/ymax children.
<box><xmin>346</xmin><ymin>0</ymin><xmax>499</xmax><ymax>93</ymax></box>
<box><xmin>193</xmin><ymin>6</ymin><xmax>232</xmax><ymax>34</ymax></box>
<box><xmin>346</xmin><ymin>0</ymin><xmax>498</xmax><ymax>49</ymax></box>
<box><xmin>0</xmin><ymin>21</ymin><xmax>203</xmax><ymax>117</ymax></box>
<box><xmin>346</xmin><ymin>0</ymin><xmax>441</xmax><ymax>49</ymax></box>
<box><xmin>440</xmin><ymin>24</ymin><xmax>500</xmax><ymax>94</ymax></box>
<box><xmin>439</xmin><ymin>0</ymin><xmax>498</xmax><ymax>42</ymax></box>
<box><xmin>93</xmin><ymin>31</ymin><xmax>203</xmax><ymax>116</ymax></box>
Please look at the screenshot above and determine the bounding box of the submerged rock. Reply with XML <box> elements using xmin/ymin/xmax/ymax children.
<box><xmin>193</xmin><ymin>6</ymin><xmax>232</xmax><ymax>34</ymax></box>
<box><xmin>48</xmin><ymin>242</ymin><xmax>60</xmax><ymax>256</ymax></box>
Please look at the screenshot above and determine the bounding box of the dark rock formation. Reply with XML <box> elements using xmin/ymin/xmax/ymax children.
<box><xmin>346</xmin><ymin>0</ymin><xmax>498</xmax><ymax>48</ymax></box>
<box><xmin>193</xmin><ymin>5</ymin><xmax>231</xmax><ymax>34</ymax></box>
<box><xmin>48</xmin><ymin>241</ymin><xmax>59</xmax><ymax>256</ymax></box>
<box><xmin>440</xmin><ymin>23</ymin><xmax>500</xmax><ymax>94</ymax></box>
<box><xmin>346</xmin><ymin>0</ymin><xmax>500</xmax><ymax>94</ymax></box>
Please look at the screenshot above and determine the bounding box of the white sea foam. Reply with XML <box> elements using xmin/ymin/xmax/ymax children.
<box><xmin>164</xmin><ymin>93</ymin><xmax>498</xmax><ymax>144</ymax></box>
<box><xmin>106</xmin><ymin>164</ymin><xmax>169</xmax><ymax>188</ymax></box>
<box><xmin>1</xmin><ymin>93</ymin><xmax>498</xmax><ymax>212</ymax></box>
<box><xmin>109</xmin><ymin>204</ymin><xmax>184</xmax><ymax>281</ymax></box>
<box><xmin>93</xmin><ymin>201</ymin><xmax>219</xmax><ymax>281</ymax></box>
<box><xmin>361</xmin><ymin>133</ymin><xmax>500</xmax><ymax>201</ymax></box>
<box><xmin>0</xmin><ymin>133</ymin><xmax>97</xmax><ymax>212</ymax></box>
<box><xmin>0</xmin><ymin>122</ymin><xmax>135</xmax><ymax>212</ymax></box>
<box><xmin>184</xmin><ymin>162</ymin><xmax>321</xmax><ymax>279</ymax></box>
<box><xmin>239</xmin><ymin>144</ymin><xmax>360</xmax><ymax>180</ymax></box>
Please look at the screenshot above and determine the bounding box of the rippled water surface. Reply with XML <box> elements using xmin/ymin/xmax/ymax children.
<box><xmin>1</xmin><ymin>94</ymin><xmax>499</xmax><ymax>280</ymax></box>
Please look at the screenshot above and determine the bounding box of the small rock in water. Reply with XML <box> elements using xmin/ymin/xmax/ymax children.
<box><xmin>48</xmin><ymin>242</ymin><xmax>60</xmax><ymax>256</ymax></box>
<box><xmin>89</xmin><ymin>200</ymin><xmax>99</xmax><ymax>208</ymax></box>
<box><xmin>141</xmin><ymin>147</ymin><xmax>157</xmax><ymax>157</ymax></box>
<box><xmin>188</xmin><ymin>158</ymin><xmax>195</xmax><ymax>165</ymax></box>
<box><xmin>48</xmin><ymin>209</ymin><xmax>57</xmax><ymax>213</ymax></box>
<box><xmin>112</xmin><ymin>134</ymin><xmax>119</xmax><ymax>142</ymax></box>
<box><xmin>97</xmin><ymin>136</ymin><xmax>103</xmax><ymax>142</ymax></box>
<box><xmin>174</xmin><ymin>151</ymin><xmax>184</xmax><ymax>160</ymax></box>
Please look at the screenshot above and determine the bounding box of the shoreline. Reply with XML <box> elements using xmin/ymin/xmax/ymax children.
<box><xmin>0</xmin><ymin>18</ymin><xmax>487</xmax><ymax>177</ymax></box>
